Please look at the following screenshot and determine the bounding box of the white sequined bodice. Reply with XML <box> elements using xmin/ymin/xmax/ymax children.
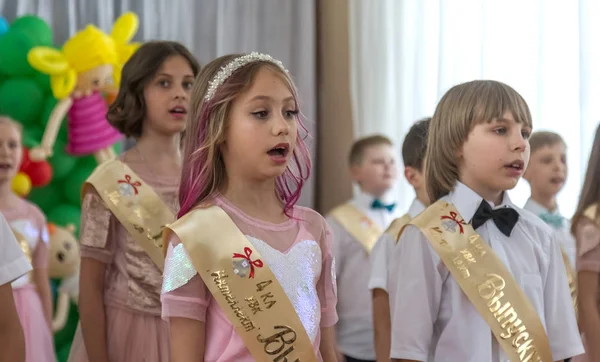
<box><xmin>163</xmin><ymin>236</ymin><xmax>323</xmax><ymax>341</ymax></box>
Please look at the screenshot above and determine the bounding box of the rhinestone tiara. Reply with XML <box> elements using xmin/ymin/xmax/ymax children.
<box><xmin>204</xmin><ymin>52</ymin><xmax>288</xmax><ymax>101</ymax></box>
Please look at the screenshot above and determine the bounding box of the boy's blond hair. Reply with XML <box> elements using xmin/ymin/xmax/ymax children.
<box><xmin>425</xmin><ymin>80</ymin><xmax>533</xmax><ymax>201</ymax></box>
<box><xmin>529</xmin><ymin>131</ymin><xmax>565</xmax><ymax>154</ymax></box>
<box><xmin>348</xmin><ymin>134</ymin><xmax>393</xmax><ymax>166</ymax></box>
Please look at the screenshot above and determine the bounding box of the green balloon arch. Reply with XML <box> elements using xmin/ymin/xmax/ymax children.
<box><xmin>0</xmin><ymin>15</ymin><xmax>122</xmax><ymax>361</ymax></box>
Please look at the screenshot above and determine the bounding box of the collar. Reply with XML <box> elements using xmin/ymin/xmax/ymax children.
<box><xmin>354</xmin><ymin>190</ymin><xmax>395</xmax><ymax>210</ymax></box>
<box><xmin>523</xmin><ymin>198</ymin><xmax>561</xmax><ymax>217</ymax></box>
<box><xmin>354</xmin><ymin>191</ymin><xmax>375</xmax><ymax>210</ymax></box>
<box><xmin>408</xmin><ymin>198</ymin><xmax>426</xmax><ymax>218</ymax></box>
<box><xmin>447</xmin><ymin>182</ymin><xmax>516</xmax><ymax>223</ymax></box>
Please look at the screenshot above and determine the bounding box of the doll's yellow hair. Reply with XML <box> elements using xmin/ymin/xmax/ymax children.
<box><xmin>27</xmin><ymin>12</ymin><xmax>139</xmax><ymax>99</ymax></box>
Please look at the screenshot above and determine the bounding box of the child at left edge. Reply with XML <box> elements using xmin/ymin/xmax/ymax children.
<box><xmin>0</xmin><ymin>116</ymin><xmax>55</xmax><ymax>362</ymax></box>
<box><xmin>327</xmin><ymin>135</ymin><xmax>400</xmax><ymax>362</ymax></box>
<box><xmin>0</xmin><ymin>211</ymin><xmax>33</xmax><ymax>362</ymax></box>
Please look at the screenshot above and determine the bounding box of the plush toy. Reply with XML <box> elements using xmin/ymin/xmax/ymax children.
<box><xmin>47</xmin><ymin>223</ymin><xmax>80</xmax><ymax>332</ymax></box>
<box><xmin>27</xmin><ymin>12</ymin><xmax>140</xmax><ymax>164</ymax></box>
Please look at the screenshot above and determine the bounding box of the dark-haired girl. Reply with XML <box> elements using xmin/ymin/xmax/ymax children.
<box><xmin>68</xmin><ymin>40</ymin><xmax>200</xmax><ymax>362</ymax></box>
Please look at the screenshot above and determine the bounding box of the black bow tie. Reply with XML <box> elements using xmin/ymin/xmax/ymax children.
<box><xmin>471</xmin><ymin>200</ymin><xmax>519</xmax><ymax>237</ymax></box>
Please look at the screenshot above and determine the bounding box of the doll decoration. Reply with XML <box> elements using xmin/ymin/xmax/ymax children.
<box><xmin>47</xmin><ymin>223</ymin><xmax>80</xmax><ymax>332</ymax></box>
<box><xmin>27</xmin><ymin>12</ymin><xmax>140</xmax><ymax>164</ymax></box>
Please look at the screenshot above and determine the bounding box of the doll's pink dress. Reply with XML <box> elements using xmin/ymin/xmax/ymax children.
<box><xmin>573</xmin><ymin>217</ymin><xmax>600</xmax><ymax>362</ymax></box>
<box><xmin>161</xmin><ymin>196</ymin><xmax>338</xmax><ymax>361</ymax></box>
<box><xmin>66</xmin><ymin>92</ymin><xmax>122</xmax><ymax>156</ymax></box>
<box><xmin>1</xmin><ymin>199</ymin><xmax>56</xmax><ymax>362</ymax></box>
<box><xmin>68</xmin><ymin>157</ymin><xmax>179</xmax><ymax>362</ymax></box>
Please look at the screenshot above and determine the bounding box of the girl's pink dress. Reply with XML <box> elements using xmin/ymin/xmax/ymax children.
<box><xmin>68</xmin><ymin>157</ymin><xmax>179</xmax><ymax>362</ymax></box>
<box><xmin>1</xmin><ymin>198</ymin><xmax>56</xmax><ymax>362</ymax></box>
<box><xmin>66</xmin><ymin>92</ymin><xmax>122</xmax><ymax>156</ymax></box>
<box><xmin>161</xmin><ymin>196</ymin><xmax>338</xmax><ymax>361</ymax></box>
<box><xmin>573</xmin><ymin>217</ymin><xmax>600</xmax><ymax>362</ymax></box>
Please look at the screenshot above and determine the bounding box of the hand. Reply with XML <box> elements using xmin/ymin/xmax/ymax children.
<box><xmin>29</xmin><ymin>146</ymin><xmax>52</xmax><ymax>161</ymax></box>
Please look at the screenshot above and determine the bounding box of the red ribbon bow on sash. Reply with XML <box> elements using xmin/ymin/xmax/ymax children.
<box><xmin>440</xmin><ymin>211</ymin><xmax>466</xmax><ymax>234</ymax></box>
<box><xmin>233</xmin><ymin>247</ymin><xmax>264</xmax><ymax>279</ymax></box>
<box><xmin>118</xmin><ymin>175</ymin><xmax>142</xmax><ymax>195</ymax></box>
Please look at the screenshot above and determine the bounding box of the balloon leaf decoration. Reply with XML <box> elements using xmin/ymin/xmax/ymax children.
<box><xmin>0</xmin><ymin>78</ymin><xmax>45</xmax><ymax>124</ymax></box>
<box><xmin>0</xmin><ymin>15</ymin><xmax>123</xmax><ymax>233</ymax></box>
<box><xmin>0</xmin><ymin>15</ymin><xmax>133</xmax><ymax>362</ymax></box>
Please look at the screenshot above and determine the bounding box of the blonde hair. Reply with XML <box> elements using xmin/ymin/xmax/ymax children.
<box><xmin>27</xmin><ymin>13</ymin><xmax>139</xmax><ymax>99</ymax></box>
<box><xmin>348</xmin><ymin>135</ymin><xmax>393</xmax><ymax>166</ymax></box>
<box><xmin>529</xmin><ymin>131</ymin><xmax>565</xmax><ymax>154</ymax></box>
<box><xmin>425</xmin><ymin>80</ymin><xmax>532</xmax><ymax>201</ymax></box>
<box><xmin>179</xmin><ymin>54</ymin><xmax>311</xmax><ymax>217</ymax></box>
<box><xmin>0</xmin><ymin>115</ymin><xmax>23</xmax><ymax>133</ymax></box>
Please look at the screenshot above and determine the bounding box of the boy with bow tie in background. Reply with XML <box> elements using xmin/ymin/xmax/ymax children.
<box><xmin>523</xmin><ymin>131</ymin><xmax>576</xmax><ymax>270</ymax></box>
<box><xmin>523</xmin><ymin>131</ymin><xmax>579</xmax><ymax>360</ymax></box>
<box><xmin>327</xmin><ymin>135</ymin><xmax>400</xmax><ymax>362</ymax></box>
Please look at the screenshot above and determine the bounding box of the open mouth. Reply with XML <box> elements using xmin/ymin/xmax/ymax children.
<box><xmin>504</xmin><ymin>160</ymin><xmax>524</xmax><ymax>171</ymax></box>
<box><xmin>0</xmin><ymin>163</ymin><xmax>12</xmax><ymax>170</ymax></box>
<box><xmin>169</xmin><ymin>106</ymin><xmax>187</xmax><ymax>115</ymax></box>
<box><xmin>267</xmin><ymin>143</ymin><xmax>290</xmax><ymax>158</ymax></box>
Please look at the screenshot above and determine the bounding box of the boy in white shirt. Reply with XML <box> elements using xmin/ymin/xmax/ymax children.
<box><xmin>523</xmin><ymin>131</ymin><xmax>578</xmax><ymax>362</ymax></box>
<box><xmin>328</xmin><ymin>135</ymin><xmax>400</xmax><ymax>362</ymax></box>
<box><xmin>0</xmin><ymin>212</ymin><xmax>32</xmax><ymax>362</ymax></box>
<box><xmin>368</xmin><ymin>118</ymin><xmax>430</xmax><ymax>362</ymax></box>
<box><xmin>389</xmin><ymin>80</ymin><xmax>582</xmax><ymax>362</ymax></box>
<box><xmin>523</xmin><ymin>131</ymin><xmax>576</xmax><ymax>268</ymax></box>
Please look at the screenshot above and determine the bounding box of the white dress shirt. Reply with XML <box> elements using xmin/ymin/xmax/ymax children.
<box><xmin>327</xmin><ymin>191</ymin><xmax>401</xmax><ymax>360</ymax></box>
<box><xmin>523</xmin><ymin>198</ymin><xmax>577</xmax><ymax>268</ymax></box>
<box><xmin>0</xmin><ymin>213</ymin><xmax>32</xmax><ymax>286</ymax></box>
<box><xmin>368</xmin><ymin>198</ymin><xmax>426</xmax><ymax>293</ymax></box>
<box><xmin>389</xmin><ymin>182</ymin><xmax>583</xmax><ymax>362</ymax></box>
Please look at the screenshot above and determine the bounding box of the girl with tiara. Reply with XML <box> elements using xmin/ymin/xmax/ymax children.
<box><xmin>571</xmin><ymin>124</ymin><xmax>600</xmax><ymax>362</ymax></box>
<box><xmin>27</xmin><ymin>12</ymin><xmax>139</xmax><ymax>164</ymax></box>
<box><xmin>0</xmin><ymin>116</ymin><xmax>55</xmax><ymax>362</ymax></box>
<box><xmin>0</xmin><ymin>212</ymin><xmax>33</xmax><ymax>362</ymax></box>
<box><xmin>161</xmin><ymin>53</ymin><xmax>338</xmax><ymax>361</ymax></box>
<box><xmin>388</xmin><ymin>80</ymin><xmax>582</xmax><ymax>362</ymax></box>
<box><xmin>68</xmin><ymin>41</ymin><xmax>199</xmax><ymax>362</ymax></box>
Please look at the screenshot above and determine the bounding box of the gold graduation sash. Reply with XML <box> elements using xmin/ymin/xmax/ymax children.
<box><xmin>583</xmin><ymin>203</ymin><xmax>598</xmax><ymax>225</ymax></box>
<box><xmin>329</xmin><ymin>203</ymin><xmax>383</xmax><ymax>252</ymax></box>
<box><xmin>11</xmin><ymin>228</ymin><xmax>32</xmax><ymax>281</ymax></box>
<box><xmin>387</xmin><ymin>213</ymin><xmax>410</xmax><ymax>242</ymax></box>
<box><xmin>83</xmin><ymin>160</ymin><xmax>175</xmax><ymax>270</ymax></box>
<box><xmin>560</xmin><ymin>247</ymin><xmax>578</xmax><ymax>318</ymax></box>
<box><xmin>11</xmin><ymin>228</ymin><xmax>32</xmax><ymax>263</ymax></box>
<box><xmin>407</xmin><ymin>200</ymin><xmax>553</xmax><ymax>362</ymax></box>
<box><xmin>576</xmin><ymin>203</ymin><xmax>600</xmax><ymax>320</ymax></box>
<box><xmin>166</xmin><ymin>205</ymin><xmax>317</xmax><ymax>362</ymax></box>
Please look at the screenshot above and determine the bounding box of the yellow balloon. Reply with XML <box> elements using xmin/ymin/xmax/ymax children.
<box><xmin>12</xmin><ymin>172</ymin><xmax>32</xmax><ymax>197</ymax></box>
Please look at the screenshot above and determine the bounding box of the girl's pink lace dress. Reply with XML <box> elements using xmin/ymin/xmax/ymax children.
<box><xmin>1</xmin><ymin>198</ymin><xmax>56</xmax><ymax>362</ymax></box>
<box><xmin>161</xmin><ymin>196</ymin><xmax>338</xmax><ymax>361</ymax></box>
<box><xmin>68</xmin><ymin>157</ymin><xmax>179</xmax><ymax>362</ymax></box>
